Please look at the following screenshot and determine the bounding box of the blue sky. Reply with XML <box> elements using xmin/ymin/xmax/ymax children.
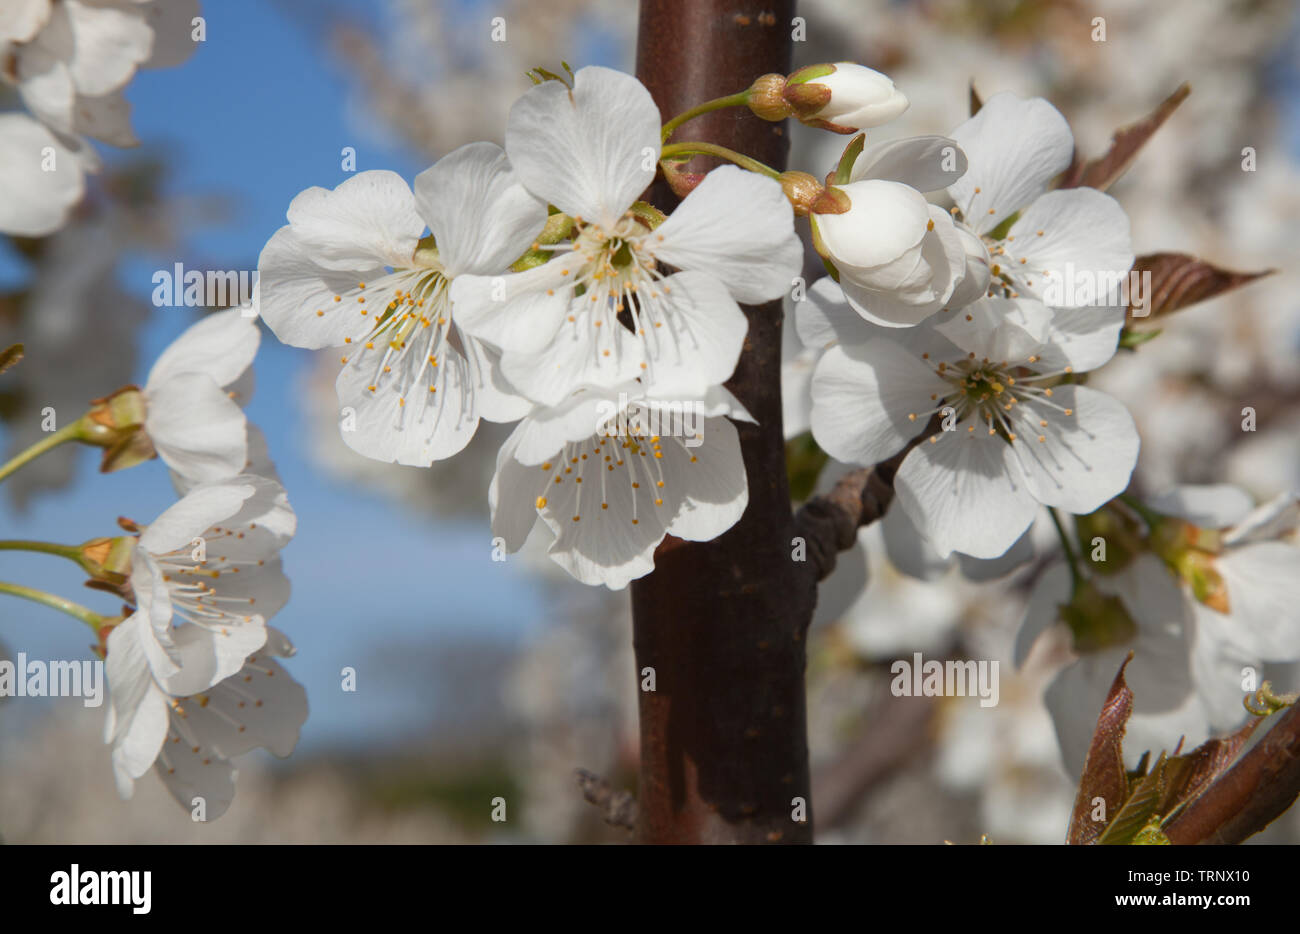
<box><xmin>0</xmin><ymin>0</ymin><xmax>586</xmax><ymax>752</ymax></box>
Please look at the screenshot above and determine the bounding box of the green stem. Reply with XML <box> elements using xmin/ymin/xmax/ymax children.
<box><xmin>0</xmin><ymin>580</ymin><xmax>104</xmax><ymax>631</ymax></box>
<box><xmin>661</xmin><ymin>91</ymin><xmax>752</xmax><ymax>141</ymax></box>
<box><xmin>1118</xmin><ymin>492</ymin><xmax>1163</xmax><ymax>530</ymax></box>
<box><xmin>0</xmin><ymin>418</ymin><xmax>87</xmax><ymax>484</ymax></box>
<box><xmin>0</xmin><ymin>539</ymin><xmax>83</xmax><ymax>562</ymax></box>
<box><xmin>1049</xmin><ymin>507</ymin><xmax>1082</xmax><ymax>590</ymax></box>
<box><xmin>660</xmin><ymin>141</ymin><xmax>781</xmax><ymax>179</ymax></box>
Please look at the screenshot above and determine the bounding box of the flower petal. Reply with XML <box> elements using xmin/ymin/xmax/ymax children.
<box><xmin>283</xmin><ymin>170</ymin><xmax>424</xmax><ymax>271</ymax></box>
<box><xmin>851</xmin><ymin>135</ymin><xmax>968</xmax><ymax>192</ymax></box>
<box><xmin>146</xmin><ymin>372</ymin><xmax>249</xmax><ymax>485</ymax></box>
<box><xmin>948</xmin><ymin>92</ymin><xmax>1074</xmax><ymax>234</ymax></box>
<box><xmin>895</xmin><ymin>424</ymin><xmax>1038</xmax><ymax>559</ymax></box>
<box><xmin>505</xmin><ymin>66</ymin><xmax>660</xmax><ymax>227</ymax></box>
<box><xmin>1011</xmin><ymin>384</ymin><xmax>1138</xmax><ymax>515</ymax></box>
<box><xmin>146</xmin><ymin>307</ymin><xmax>260</xmax><ymax>391</ymax></box>
<box><xmin>0</xmin><ymin>113</ymin><xmax>84</xmax><ymax>236</ymax></box>
<box><xmin>1008</xmin><ymin>188</ymin><xmax>1134</xmax><ymax>307</ymax></box>
<box><xmin>413</xmin><ymin>141</ymin><xmax>547</xmax><ymax>277</ymax></box>
<box><xmin>651</xmin><ymin>165</ymin><xmax>803</xmax><ymax>304</ymax></box>
<box><xmin>809</xmin><ymin>338</ymin><xmax>946</xmax><ymax>465</ymax></box>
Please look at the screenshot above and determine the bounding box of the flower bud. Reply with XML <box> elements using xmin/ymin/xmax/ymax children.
<box><xmin>810</xmin><ymin>179</ymin><xmax>974</xmax><ymax>327</ymax></box>
<box><xmin>785</xmin><ymin>63</ymin><xmax>908</xmax><ymax>134</ymax></box>
<box><xmin>85</xmin><ymin>387</ymin><xmax>157</xmax><ymax>473</ymax></box>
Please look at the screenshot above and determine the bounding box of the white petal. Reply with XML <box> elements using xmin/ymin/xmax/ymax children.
<box><xmin>1008</xmin><ymin>189</ymin><xmax>1134</xmax><ymax>307</ymax></box>
<box><xmin>138</xmin><ymin>0</ymin><xmax>201</xmax><ymax>69</ymax></box>
<box><xmin>505</xmin><ymin>66</ymin><xmax>660</xmax><ymax>227</ymax></box>
<box><xmin>0</xmin><ymin>0</ymin><xmax>51</xmax><ymax>43</ymax></box>
<box><xmin>162</xmin><ymin>619</ymin><xmax>268</xmax><ymax>698</ymax></box>
<box><xmin>1215</xmin><ymin>542</ymin><xmax>1300</xmax><ymax>659</ymax></box>
<box><xmin>796</xmin><ymin>276</ymin><xmax>872</xmax><ymax>349</ymax></box>
<box><xmin>815</xmin><ymin>179</ymin><xmax>929</xmax><ymax>269</ymax></box>
<box><xmin>947</xmin><ymin>92</ymin><xmax>1074</xmax><ymax>234</ymax></box>
<box><xmin>489</xmin><ymin>427</ymin><xmax>545</xmax><ymax>551</ymax></box>
<box><xmin>894</xmin><ymin>425</ymin><xmax>1038</xmax><ymax>559</ymax></box>
<box><xmin>638</xmin><ymin>271</ymin><xmax>748</xmax><ymax>399</ymax></box>
<box><xmin>665</xmin><ymin>415</ymin><xmax>748</xmax><ymax>541</ymax></box>
<box><xmin>1222</xmin><ymin>491</ymin><xmax>1299</xmax><ymax>545</ymax></box>
<box><xmin>809</xmin><ymin>338</ymin><xmax>945</xmax><ymax>465</ymax></box>
<box><xmin>1011</xmin><ymin>384</ymin><xmax>1138</xmax><ymax>515</ymax></box>
<box><xmin>1014</xmin><ymin>561</ymin><xmax>1070</xmax><ymax>667</ymax></box>
<box><xmin>651</xmin><ymin>166</ymin><xmax>803</xmax><ymax>304</ymax></box>
<box><xmin>881</xmin><ymin>498</ymin><xmax>952</xmax><ymax>581</ymax></box>
<box><xmin>850</xmin><ymin>135</ymin><xmax>967</xmax><ymax>192</ymax></box>
<box><xmin>1190</xmin><ymin>602</ymin><xmax>1257</xmax><ymax>731</ymax></box>
<box><xmin>146</xmin><ymin>372</ymin><xmax>249</xmax><ymax>484</ymax></box>
<box><xmin>0</xmin><ymin>113</ymin><xmax>84</xmax><ymax>236</ymax></box>
<box><xmin>256</xmin><ymin>228</ymin><xmax>387</xmax><ymax>349</ymax></box>
<box><xmin>146</xmin><ymin>307</ymin><xmax>260</xmax><ymax>390</ymax></box>
<box><xmin>71</xmin><ymin>88</ymin><xmax>138</xmax><ymax>146</ymax></box>
<box><xmin>449</xmin><ymin>261</ymin><xmax>572</xmax><ymax>354</ymax></box>
<box><xmin>335</xmin><ymin>340</ymin><xmax>477</xmax><ymax>465</ymax></box>
<box><xmin>61</xmin><ymin>0</ymin><xmax>153</xmax><ymax>96</ymax></box>
<box><xmin>1148</xmin><ymin>484</ymin><xmax>1256</xmax><ymax>530</ymax></box>
<box><xmin>932</xmin><ymin>297</ymin><xmax>1048</xmax><ymax>362</ymax></box>
<box><xmin>283</xmin><ymin>170</ymin><xmax>423</xmax><ymax>271</ymax></box>
<box><xmin>413</xmin><ymin>141</ymin><xmax>547</xmax><ymax>277</ymax></box>
<box><xmin>1034</xmin><ymin>303</ymin><xmax>1126</xmax><ymax>373</ymax></box>
<box><xmin>139</xmin><ymin>480</ymin><xmax>254</xmax><ymax>555</ymax></box>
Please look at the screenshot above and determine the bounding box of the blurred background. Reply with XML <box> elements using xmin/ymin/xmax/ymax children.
<box><xmin>1</xmin><ymin>0</ymin><xmax>1298</xmax><ymax>843</ymax></box>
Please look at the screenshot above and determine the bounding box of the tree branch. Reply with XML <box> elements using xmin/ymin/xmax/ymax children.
<box><xmin>792</xmin><ymin>422</ymin><xmax>933</xmax><ymax>585</ymax></box>
<box><xmin>1164</xmin><ymin>702</ymin><xmax>1300</xmax><ymax>845</ymax></box>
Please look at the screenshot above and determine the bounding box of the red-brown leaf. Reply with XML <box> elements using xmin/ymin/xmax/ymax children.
<box><xmin>1059</xmin><ymin>83</ymin><xmax>1191</xmax><ymax>191</ymax></box>
<box><xmin>1128</xmin><ymin>253</ymin><xmax>1274</xmax><ymax>321</ymax></box>
<box><xmin>1067</xmin><ymin>654</ymin><xmax>1135</xmax><ymax>845</ymax></box>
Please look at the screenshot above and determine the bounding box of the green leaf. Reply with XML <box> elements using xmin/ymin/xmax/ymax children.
<box><xmin>1099</xmin><ymin>752</ymin><xmax>1167</xmax><ymax>844</ymax></box>
<box><xmin>1118</xmin><ymin>327</ymin><xmax>1161</xmax><ymax>350</ymax></box>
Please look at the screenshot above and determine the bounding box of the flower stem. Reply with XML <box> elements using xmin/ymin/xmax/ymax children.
<box><xmin>0</xmin><ymin>539</ymin><xmax>83</xmax><ymax>561</ymax></box>
<box><xmin>1117</xmin><ymin>492</ymin><xmax>1163</xmax><ymax>530</ymax></box>
<box><xmin>0</xmin><ymin>580</ymin><xmax>104</xmax><ymax>631</ymax></box>
<box><xmin>661</xmin><ymin>91</ymin><xmax>751</xmax><ymax>141</ymax></box>
<box><xmin>0</xmin><ymin>418</ymin><xmax>88</xmax><ymax>484</ymax></box>
<box><xmin>1049</xmin><ymin>507</ymin><xmax>1083</xmax><ymax>590</ymax></box>
<box><xmin>659</xmin><ymin>141</ymin><xmax>781</xmax><ymax>179</ymax></box>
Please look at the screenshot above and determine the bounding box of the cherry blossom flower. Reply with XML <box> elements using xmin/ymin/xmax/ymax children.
<box><xmin>0</xmin><ymin>0</ymin><xmax>200</xmax><ymax>234</ymax></box>
<box><xmin>1016</xmin><ymin>554</ymin><xmax>1208</xmax><ymax>775</ymax></box>
<box><xmin>451</xmin><ymin>66</ymin><xmax>802</xmax><ymax>406</ymax></box>
<box><xmin>153</xmin><ymin>627</ymin><xmax>308</xmax><ymax>820</ymax></box>
<box><xmin>490</xmin><ymin>382</ymin><xmax>751</xmax><ymax>589</ymax></box>
<box><xmin>143</xmin><ymin>307</ymin><xmax>260</xmax><ymax>488</ymax></box>
<box><xmin>811</xmin><ymin>136</ymin><xmax>989</xmax><ymax>328</ymax></box>
<box><xmin>808</xmin><ymin>296</ymin><xmax>1137</xmax><ymax>558</ymax></box>
<box><xmin>947</xmin><ymin>92</ymin><xmax>1133</xmax><ymax>307</ymax></box>
<box><xmin>104</xmin><ymin>475</ymin><xmax>295</xmax><ymax>796</ymax></box>
<box><xmin>258</xmin><ymin>143</ymin><xmax>545</xmax><ymax>465</ymax></box>
<box><xmin>1145</xmin><ymin>485</ymin><xmax>1300</xmax><ymax>729</ymax></box>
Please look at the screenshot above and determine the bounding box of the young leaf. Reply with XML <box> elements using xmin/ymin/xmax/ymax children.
<box><xmin>1129</xmin><ymin>253</ymin><xmax>1273</xmax><ymax>320</ymax></box>
<box><xmin>1058</xmin><ymin>83</ymin><xmax>1191</xmax><ymax>191</ymax></box>
<box><xmin>1067</xmin><ymin>653</ymin><xmax>1135</xmax><ymax>845</ymax></box>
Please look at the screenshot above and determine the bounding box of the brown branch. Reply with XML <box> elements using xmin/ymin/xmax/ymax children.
<box><xmin>631</xmin><ymin>0</ymin><xmax>808</xmax><ymax>845</ymax></box>
<box><xmin>574</xmin><ymin>769</ymin><xmax>638</xmax><ymax>832</ymax></box>
<box><xmin>1164</xmin><ymin>702</ymin><xmax>1300</xmax><ymax>845</ymax></box>
<box><xmin>792</xmin><ymin>421</ymin><xmax>934</xmax><ymax>585</ymax></box>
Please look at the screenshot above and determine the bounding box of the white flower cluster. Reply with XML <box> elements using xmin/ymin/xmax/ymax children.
<box><xmin>104</xmin><ymin>309</ymin><xmax>306</xmax><ymax>820</ymax></box>
<box><xmin>0</xmin><ymin>0</ymin><xmax>200</xmax><ymax>236</ymax></box>
<box><xmin>257</xmin><ymin>66</ymin><xmax>804</xmax><ymax>589</ymax></box>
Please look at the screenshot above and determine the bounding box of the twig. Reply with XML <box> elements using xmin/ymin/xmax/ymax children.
<box><xmin>1163</xmin><ymin>702</ymin><xmax>1300</xmax><ymax>844</ymax></box>
<box><xmin>575</xmin><ymin>769</ymin><xmax>638</xmax><ymax>832</ymax></box>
